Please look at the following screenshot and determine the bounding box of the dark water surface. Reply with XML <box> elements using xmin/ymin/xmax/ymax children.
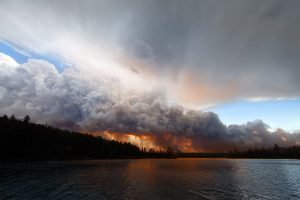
<box><xmin>1</xmin><ymin>159</ymin><xmax>299</xmax><ymax>200</ymax></box>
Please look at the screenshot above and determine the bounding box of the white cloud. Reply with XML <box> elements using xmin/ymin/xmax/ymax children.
<box><xmin>0</xmin><ymin>0</ymin><xmax>300</xmax><ymax>106</ymax></box>
<box><xmin>0</xmin><ymin>54</ymin><xmax>299</xmax><ymax>151</ymax></box>
<box><xmin>0</xmin><ymin>53</ymin><xmax>18</xmax><ymax>67</ymax></box>
<box><xmin>246</xmin><ymin>97</ymin><xmax>299</xmax><ymax>102</ymax></box>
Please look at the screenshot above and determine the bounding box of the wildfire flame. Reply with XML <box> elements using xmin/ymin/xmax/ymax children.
<box><xmin>91</xmin><ymin>131</ymin><xmax>198</xmax><ymax>152</ymax></box>
<box><xmin>100</xmin><ymin>131</ymin><xmax>161</xmax><ymax>151</ymax></box>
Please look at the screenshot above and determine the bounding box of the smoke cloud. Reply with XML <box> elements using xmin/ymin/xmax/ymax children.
<box><xmin>1</xmin><ymin>0</ymin><xmax>300</xmax><ymax>105</ymax></box>
<box><xmin>1</xmin><ymin>57</ymin><xmax>299</xmax><ymax>152</ymax></box>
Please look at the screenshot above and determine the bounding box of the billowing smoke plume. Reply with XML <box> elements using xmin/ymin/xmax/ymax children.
<box><xmin>0</xmin><ymin>58</ymin><xmax>299</xmax><ymax>151</ymax></box>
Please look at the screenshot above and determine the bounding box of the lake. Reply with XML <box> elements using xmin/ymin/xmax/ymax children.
<box><xmin>0</xmin><ymin>159</ymin><xmax>299</xmax><ymax>199</ymax></box>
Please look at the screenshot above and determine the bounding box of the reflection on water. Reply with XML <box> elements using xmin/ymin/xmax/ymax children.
<box><xmin>0</xmin><ymin>159</ymin><xmax>299</xmax><ymax>200</ymax></box>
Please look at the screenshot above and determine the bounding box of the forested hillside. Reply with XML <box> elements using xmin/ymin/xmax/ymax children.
<box><xmin>0</xmin><ymin>115</ymin><xmax>173</xmax><ymax>160</ymax></box>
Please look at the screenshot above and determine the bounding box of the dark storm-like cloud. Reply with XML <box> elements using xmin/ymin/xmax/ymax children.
<box><xmin>1</xmin><ymin>58</ymin><xmax>299</xmax><ymax>151</ymax></box>
<box><xmin>1</xmin><ymin>1</ymin><xmax>300</xmax><ymax>151</ymax></box>
<box><xmin>1</xmin><ymin>0</ymin><xmax>300</xmax><ymax>104</ymax></box>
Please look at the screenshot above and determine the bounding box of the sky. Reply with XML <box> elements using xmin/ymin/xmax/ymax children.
<box><xmin>0</xmin><ymin>0</ymin><xmax>300</xmax><ymax>151</ymax></box>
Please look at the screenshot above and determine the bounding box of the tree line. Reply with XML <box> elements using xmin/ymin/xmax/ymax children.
<box><xmin>0</xmin><ymin>115</ymin><xmax>174</xmax><ymax>160</ymax></box>
<box><xmin>1</xmin><ymin>114</ymin><xmax>298</xmax><ymax>159</ymax></box>
<box><xmin>228</xmin><ymin>144</ymin><xmax>300</xmax><ymax>159</ymax></box>
<box><xmin>176</xmin><ymin>145</ymin><xmax>300</xmax><ymax>159</ymax></box>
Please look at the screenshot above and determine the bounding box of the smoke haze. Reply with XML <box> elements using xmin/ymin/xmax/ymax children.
<box><xmin>1</xmin><ymin>57</ymin><xmax>299</xmax><ymax>151</ymax></box>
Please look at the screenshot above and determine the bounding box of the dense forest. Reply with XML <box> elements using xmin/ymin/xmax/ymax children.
<box><xmin>1</xmin><ymin>115</ymin><xmax>299</xmax><ymax>160</ymax></box>
<box><xmin>177</xmin><ymin>145</ymin><xmax>300</xmax><ymax>158</ymax></box>
<box><xmin>0</xmin><ymin>115</ymin><xmax>174</xmax><ymax>160</ymax></box>
<box><xmin>228</xmin><ymin>144</ymin><xmax>300</xmax><ymax>159</ymax></box>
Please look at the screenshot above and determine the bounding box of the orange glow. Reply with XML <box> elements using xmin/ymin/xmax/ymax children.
<box><xmin>162</xmin><ymin>133</ymin><xmax>198</xmax><ymax>153</ymax></box>
<box><xmin>98</xmin><ymin>131</ymin><xmax>163</xmax><ymax>151</ymax></box>
<box><xmin>169</xmin><ymin>71</ymin><xmax>239</xmax><ymax>105</ymax></box>
<box><xmin>91</xmin><ymin>131</ymin><xmax>199</xmax><ymax>152</ymax></box>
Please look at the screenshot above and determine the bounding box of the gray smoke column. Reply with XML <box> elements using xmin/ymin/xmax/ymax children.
<box><xmin>1</xmin><ymin>0</ymin><xmax>300</xmax><ymax>105</ymax></box>
<box><xmin>0</xmin><ymin>58</ymin><xmax>299</xmax><ymax>151</ymax></box>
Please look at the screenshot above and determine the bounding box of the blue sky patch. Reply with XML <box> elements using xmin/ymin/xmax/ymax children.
<box><xmin>208</xmin><ymin>99</ymin><xmax>300</xmax><ymax>132</ymax></box>
<box><xmin>0</xmin><ymin>41</ymin><xmax>28</xmax><ymax>64</ymax></box>
<box><xmin>0</xmin><ymin>41</ymin><xmax>67</xmax><ymax>72</ymax></box>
